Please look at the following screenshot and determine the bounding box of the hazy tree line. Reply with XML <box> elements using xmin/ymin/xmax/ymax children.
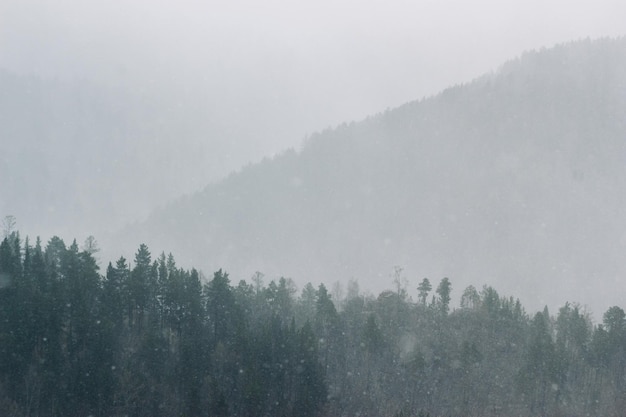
<box><xmin>1</xmin><ymin>230</ymin><xmax>626</xmax><ymax>417</ymax></box>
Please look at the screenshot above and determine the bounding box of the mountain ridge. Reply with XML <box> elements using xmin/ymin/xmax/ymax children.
<box><xmin>122</xmin><ymin>37</ymin><xmax>626</xmax><ymax>315</ymax></box>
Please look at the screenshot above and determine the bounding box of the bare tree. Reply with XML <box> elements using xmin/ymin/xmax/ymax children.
<box><xmin>83</xmin><ymin>235</ymin><xmax>100</xmax><ymax>255</ymax></box>
<box><xmin>2</xmin><ymin>215</ymin><xmax>16</xmax><ymax>238</ymax></box>
<box><xmin>392</xmin><ymin>265</ymin><xmax>408</xmax><ymax>300</ymax></box>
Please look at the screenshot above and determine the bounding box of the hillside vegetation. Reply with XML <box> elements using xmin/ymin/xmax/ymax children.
<box><xmin>129</xmin><ymin>38</ymin><xmax>626</xmax><ymax>314</ymax></box>
<box><xmin>2</xmin><ymin>231</ymin><xmax>626</xmax><ymax>416</ymax></box>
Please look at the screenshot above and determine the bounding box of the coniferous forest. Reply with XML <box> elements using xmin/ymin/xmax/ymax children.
<box><xmin>1</xmin><ymin>230</ymin><xmax>626</xmax><ymax>417</ymax></box>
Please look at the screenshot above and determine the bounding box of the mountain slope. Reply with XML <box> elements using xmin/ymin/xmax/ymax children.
<box><xmin>0</xmin><ymin>70</ymin><xmax>314</xmax><ymax>243</ymax></box>
<box><xmin>126</xmin><ymin>38</ymin><xmax>626</xmax><ymax>314</ymax></box>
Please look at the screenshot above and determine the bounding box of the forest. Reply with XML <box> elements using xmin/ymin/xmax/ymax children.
<box><xmin>121</xmin><ymin>38</ymin><xmax>626</xmax><ymax>315</ymax></box>
<box><xmin>1</xmin><ymin>228</ymin><xmax>625</xmax><ymax>417</ymax></box>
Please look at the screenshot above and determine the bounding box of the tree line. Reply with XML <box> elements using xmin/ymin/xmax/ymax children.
<box><xmin>1</xmin><ymin>230</ymin><xmax>625</xmax><ymax>416</ymax></box>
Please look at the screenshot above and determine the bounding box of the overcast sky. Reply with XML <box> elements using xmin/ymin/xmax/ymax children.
<box><xmin>2</xmin><ymin>0</ymin><xmax>624</xmax><ymax>158</ymax></box>
<box><xmin>1</xmin><ymin>0</ymin><xmax>625</xmax><ymax>248</ymax></box>
<box><xmin>1</xmin><ymin>1</ymin><xmax>625</xmax><ymax>315</ymax></box>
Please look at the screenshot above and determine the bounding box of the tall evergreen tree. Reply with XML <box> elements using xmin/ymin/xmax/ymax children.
<box><xmin>417</xmin><ymin>278</ymin><xmax>432</xmax><ymax>306</ymax></box>
<box><xmin>436</xmin><ymin>277</ymin><xmax>452</xmax><ymax>315</ymax></box>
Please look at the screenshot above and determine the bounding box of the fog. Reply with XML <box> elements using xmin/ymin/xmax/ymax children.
<box><xmin>3</xmin><ymin>5</ymin><xmax>626</xmax><ymax>415</ymax></box>
<box><xmin>3</xmin><ymin>0</ymin><xmax>624</xmax><ymax>157</ymax></box>
<box><xmin>1</xmin><ymin>1</ymin><xmax>625</xmax><ymax>312</ymax></box>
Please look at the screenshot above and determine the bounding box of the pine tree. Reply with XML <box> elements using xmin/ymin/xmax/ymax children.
<box><xmin>417</xmin><ymin>278</ymin><xmax>432</xmax><ymax>306</ymax></box>
<box><xmin>436</xmin><ymin>278</ymin><xmax>452</xmax><ymax>315</ymax></box>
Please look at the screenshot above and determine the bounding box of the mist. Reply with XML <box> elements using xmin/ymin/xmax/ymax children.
<box><xmin>3</xmin><ymin>3</ymin><xmax>626</xmax><ymax>416</ymax></box>
<box><xmin>3</xmin><ymin>0</ymin><xmax>624</xmax><ymax>160</ymax></box>
<box><xmin>1</xmin><ymin>1</ymin><xmax>625</xmax><ymax>306</ymax></box>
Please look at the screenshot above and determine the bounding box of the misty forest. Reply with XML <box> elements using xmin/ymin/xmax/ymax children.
<box><xmin>2</xmin><ymin>27</ymin><xmax>626</xmax><ymax>417</ymax></box>
<box><xmin>2</xmin><ymin>230</ymin><xmax>626</xmax><ymax>417</ymax></box>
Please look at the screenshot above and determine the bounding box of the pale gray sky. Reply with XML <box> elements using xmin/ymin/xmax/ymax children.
<box><xmin>1</xmin><ymin>0</ymin><xmax>625</xmax><ymax>249</ymax></box>
<box><xmin>2</xmin><ymin>0</ymin><xmax>624</xmax><ymax>146</ymax></box>
<box><xmin>1</xmin><ymin>1</ymin><xmax>625</xmax><ymax>316</ymax></box>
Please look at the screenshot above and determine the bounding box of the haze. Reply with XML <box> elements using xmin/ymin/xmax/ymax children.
<box><xmin>1</xmin><ymin>0</ymin><xmax>625</xmax><ymax>313</ymax></box>
<box><xmin>3</xmin><ymin>0</ymin><xmax>624</xmax><ymax>160</ymax></box>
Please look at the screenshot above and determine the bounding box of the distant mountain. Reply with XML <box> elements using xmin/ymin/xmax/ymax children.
<box><xmin>0</xmin><ymin>73</ymin><xmax>138</xmax><ymax>239</ymax></box>
<box><xmin>124</xmin><ymin>38</ymin><xmax>626</xmax><ymax>314</ymax></box>
<box><xmin>0</xmin><ymin>69</ymin><xmax>314</xmax><ymax>243</ymax></box>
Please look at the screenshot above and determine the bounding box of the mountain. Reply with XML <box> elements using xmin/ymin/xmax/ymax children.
<box><xmin>123</xmin><ymin>38</ymin><xmax>626</xmax><ymax>314</ymax></box>
<box><xmin>0</xmin><ymin>69</ymin><xmax>319</xmax><ymax>243</ymax></box>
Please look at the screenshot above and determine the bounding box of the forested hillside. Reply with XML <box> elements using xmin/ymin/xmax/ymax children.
<box><xmin>0</xmin><ymin>68</ymin><xmax>295</xmax><ymax>243</ymax></box>
<box><xmin>2</xmin><ymin>230</ymin><xmax>626</xmax><ymax>417</ymax></box>
<box><xmin>126</xmin><ymin>37</ymin><xmax>626</xmax><ymax>314</ymax></box>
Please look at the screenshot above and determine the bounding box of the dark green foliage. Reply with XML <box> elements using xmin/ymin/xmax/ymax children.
<box><xmin>417</xmin><ymin>278</ymin><xmax>431</xmax><ymax>306</ymax></box>
<box><xmin>2</xmin><ymin>232</ymin><xmax>626</xmax><ymax>417</ymax></box>
<box><xmin>517</xmin><ymin>311</ymin><xmax>562</xmax><ymax>416</ymax></box>
<box><xmin>293</xmin><ymin>321</ymin><xmax>327</xmax><ymax>417</ymax></box>
<box><xmin>435</xmin><ymin>277</ymin><xmax>451</xmax><ymax>315</ymax></box>
<box><xmin>363</xmin><ymin>314</ymin><xmax>384</xmax><ymax>355</ymax></box>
